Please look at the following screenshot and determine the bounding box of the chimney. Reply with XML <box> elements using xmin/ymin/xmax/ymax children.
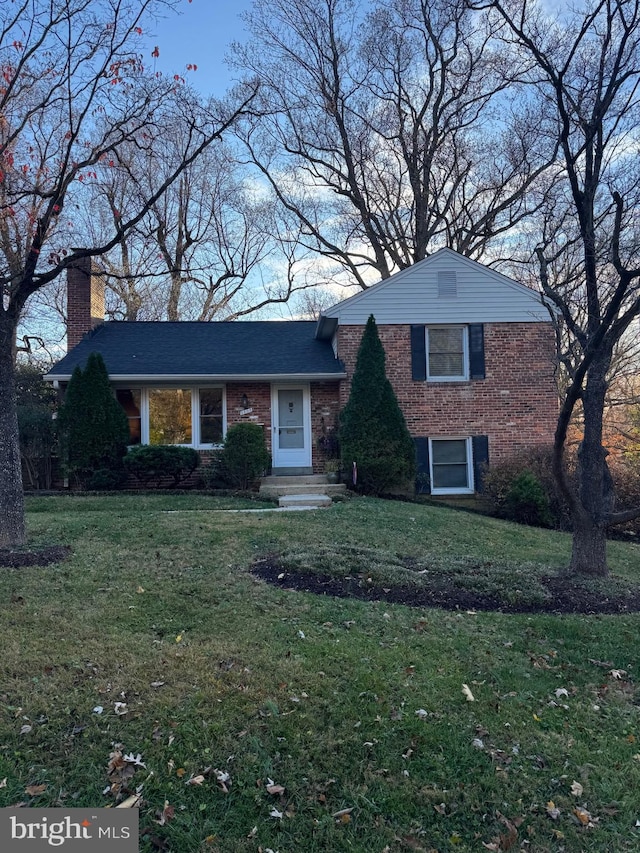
<box><xmin>66</xmin><ymin>255</ymin><xmax>105</xmax><ymax>351</ymax></box>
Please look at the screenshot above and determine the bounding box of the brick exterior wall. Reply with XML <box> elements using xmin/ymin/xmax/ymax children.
<box><xmin>336</xmin><ymin>323</ymin><xmax>558</xmax><ymax>465</ymax></box>
<box><xmin>310</xmin><ymin>381</ymin><xmax>341</xmax><ymax>473</ymax></box>
<box><xmin>67</xmin><ymin>257</ymin><xmax>105</xmax><ymax>351</ymax></box>
<box><xmin>224</xmin><ymin>380</ymin><xmax>341</xmax><ymax>473</ymax></box>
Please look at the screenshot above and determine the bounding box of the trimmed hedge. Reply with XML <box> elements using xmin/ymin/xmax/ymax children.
<box><xmin>123</xmin><ymin>445</ymin><xmax>200</xmax><ymax>487</ymax></box>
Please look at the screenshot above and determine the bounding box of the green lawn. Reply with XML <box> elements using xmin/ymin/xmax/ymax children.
<box><xmin>1</xmin><ymin>494</ymin><xmax>640</xmax><ymax>851</ymax></box>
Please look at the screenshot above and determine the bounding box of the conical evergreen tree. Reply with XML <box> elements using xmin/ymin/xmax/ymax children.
<box><xmin>339</xmin><ymin>315</ymin><xmax>415</xmax><ymax>494</ymax></box>
<box><xmin>57</xmin><ymin>352</ymin><xmax>129</xmax><ymax>487</ymax></box>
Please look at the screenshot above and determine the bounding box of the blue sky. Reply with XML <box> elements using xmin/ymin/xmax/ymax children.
<box><xmin>144</xmin><ymin>0</ymin><xmax>254</xmax><ymax>97</ymax></box>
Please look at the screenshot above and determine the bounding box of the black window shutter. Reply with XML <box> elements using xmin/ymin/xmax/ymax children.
<box><xmin>472</xmin><ymin>435</ymin><xmax>489</xmax><ymax>492</ymax></box>
<box><xmin>469</xmin><ymin>324</ymin><xmax>485</xmax><ymax>380</ymax></box>
<box><xmin>414</xmin><ymin>437</ymin><xmax>430</xmax><ymax>494</ymax></box>
<box><xmin>410</xmin><ymin>325</ymin><xmax>427</xmax><ymax>381</ymax></box>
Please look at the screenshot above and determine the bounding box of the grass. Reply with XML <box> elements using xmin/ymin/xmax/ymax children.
<box><xmin>0</xmin><ymin>494</ymin><xmax>639</xmax><ymax>851</ymax></box>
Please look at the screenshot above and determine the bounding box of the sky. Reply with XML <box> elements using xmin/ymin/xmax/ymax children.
<box><xmin>143</xmin><ymin>0</ymin><xmax>255</xmax><ymax>98</ymax></box>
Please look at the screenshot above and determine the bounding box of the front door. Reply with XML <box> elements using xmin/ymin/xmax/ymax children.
<box><xmin>271</xmin><ymin>385</ymin><xmax>312</xmax><ymax>471</ymax></box>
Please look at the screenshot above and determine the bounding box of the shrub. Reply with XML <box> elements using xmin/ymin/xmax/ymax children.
<box><xmin>85</xmin><ymin>468</ymin><xmax>128</xmax><ymax>491</ymax></box>
<box><xmin>339</xmin><ymin>315</ymin><xmax>415</xmax><ymax>494</ymax></box>
<box><xmin>123</xmin><ymin>445</ymin><xmax>200</xmax><ymax>487</ymax></box>
<box><xmin>56</xmin><ymin>353</ymin><xmax>129</xmax><ymax>487</ymax></box>
<box><xmin>483</xmin><ymin>446</ymin><xmax>572</xmax><ymax>529</ymax></box>
<box><xmin>504</xmin><ymin>470</ymin><xmax>553</xmax><ymax>527</ymax></box>
<box><xmin>220</xmin><ymin>423</ymin><xmax>270</xmax><ymax>490</ymax></box>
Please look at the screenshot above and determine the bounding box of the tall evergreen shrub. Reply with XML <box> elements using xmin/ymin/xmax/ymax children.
<box><xmin>339</xmin><ymin>315</ymin><xmax>415</xmax><ymax>494</ymax></box>
<box><xmin>221</xmin><ymin>422</ymin><xmax>271</xmax><ymax>489</ymax></box>
<box><xmin>57</xmin><ymin>352</ymin><xmax>129</xmax><ymax>487</ymax></box>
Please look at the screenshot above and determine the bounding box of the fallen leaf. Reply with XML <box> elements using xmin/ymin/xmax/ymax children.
<box><xmin>415</xmin><ymin>709</ymin><xmax>428</xmax><ymax>719</ymax></box>
<box><xmin>0</xmin><ymin>779</ymin><xmax>6</xmax><ymax>789</ymax></box>
<box><xmin>123</xmin><ymin>753</ymin><xmax>146</xmax><ymax>768</ymax></box>
<box><xmin>266</xmin><ymin>781</ymin><xmax>285</xmax><ymax>796</ymax></box>
<box><xmin>570</xmin><ymin>781</ymin><xmax>584</xmax><ymax>797</ymax></box>
<box><xmin>186</xmin><ymin>774</ymin><xmax>205</xmax><ymax>786</ymax></box>
<box><xmin>19</xmin><ymin>725</ymin><xmax>32</xmax><ymax>735</ymax></box>
<box><xmin>116</xmin><ymin>793</ymin><xmax>142</xmax><ymax>809</ymax></box>
<box><xmin>332</xmin><ymin>807</ymin><xmax>354</xmax><ymax>819</ymax></box>
<box><xmin>555</xmin><ymin>688</ymin><xmax>569</xmax><ymax>699</ymax></box>
<box><xmin>93</xmin><ymin>706</ymin><xmax>104</xmax><ymax>715</ymax></box>
<box><xmin>269</xmin><ymin>807</ymin><xmax>283</xmax><ymax>819</ymax></box>
<box><xmin>114</xmin><ymin>702</ymin><xmax>128</xmax><ymax>716</ymax></box>
<box><xmin>573</xmin><ymin>806</ymin><xmax>595</xmax><ymax>826</ymax></box>
<box><xmin>610</xmin><ymin>669</ymin><xmax>627</xmax><ymax>680</ymax></box>
<box><xmin>214</xmin><ymin>769</ymin><xmax>231</xmax><ymax>792</ymax></box>
<box><xmin>25</xmin><ymin>784</ymin><xmax>47</xmax><ymax>796</ymax></box>
<box><xmin>462</xmin><ymin>684</ymin><xmax>475</xmax><ymax>702</ymax></box>
<box><xmin>154</xmin><ymin>800</ymin><xmax>175</xmax><ymax>825</ymax></box>
<box><xmin>297</xmin><ymin>630</ymin><xmax>305</xmax><ymax>639</ymax></box>
<box><xmin>546</xmin><ymin>801</ymin><xmax>561</xmax><ymax>820</ymax></box>
<box><xmin>136</xmin><ymin>586</ymin><xmax>145</xmax><ymax>594</ymax></box>
<box><xmin>150</xmin><ymin>681</ymin><xmax>166</xmax><ymax>689</ymax></box>
<box><xmin>176</xmin><ymin>768</ymin><xmax>186</xmax><ymax>778</ymax></box>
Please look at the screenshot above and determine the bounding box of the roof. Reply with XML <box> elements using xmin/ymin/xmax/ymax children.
<box><xmin>316</xmin><ymin>248</ymin><xmax>549</xmax><ymax>336</ymax></box>
<box><xmin>46</xmin><ymin>321</ymin><xmax>346</xmax><ymax>382</ymax></box>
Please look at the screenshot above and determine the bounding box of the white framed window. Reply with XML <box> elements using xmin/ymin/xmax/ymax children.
<box><xmin>426</xmin><ymin>326</ymin><xmax>468</xmax><ymax>381</ymax></box>
<box><xmin>429</xmin><ymin>437</ymin><xmax>474</xmax><ymax>494</ymax></box>
<box><xmin>116</xmin><ymin>386</ymin><xmax>226</xmax><ymax>448</ymax></box>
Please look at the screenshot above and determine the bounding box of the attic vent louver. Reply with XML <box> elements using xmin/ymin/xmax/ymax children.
<box><xmin>437</xmin><ymin>270</ymin><xmax>457</xmax><ymax>298</ymax></box>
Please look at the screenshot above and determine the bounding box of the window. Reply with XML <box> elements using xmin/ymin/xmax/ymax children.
<box><xmin>149</xmin><ymin>388</ymin><xmax>192</xmax><ymax>445</ymax></box>
<box><xmin>429</xmin><ymin>438</ymin><xmax>473</xmax><ymax>494</ymax></box>
<box><xmin>411</xmin><ymin>324</ymin><xmax>484</xmax><ymax>382</ymax></box>
<box><xmin>199</xmin><ymin>388</ymin><xmax>223</xmax><ymax>445</ymax></box>
<box><xmin>116</xmin><ymin>389</ymin><xmax>141</xmax><ymax>445</ymax></box>
<box><xmin>427</xmin><ymin>326</ymin><xmax>468</xmax><ymax>381</ymax></box>
<box><xmin>116</xmin><ymin>387</ymin><xmax>225</xmax><ymax>448</ymax></box>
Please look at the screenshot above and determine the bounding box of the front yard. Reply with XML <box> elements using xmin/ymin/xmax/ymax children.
<box><xmin>1</xmin><ymin>494</ymin><xmax>639</xmax><ymax>851</ymax></box>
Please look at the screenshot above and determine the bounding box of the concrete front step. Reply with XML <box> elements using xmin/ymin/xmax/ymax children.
<box><xmin>279</xmin><ymin>493</ymin><xmax>332</xmax><ymax>509</ymax></box>
<box><xmin>260</xmin><ymin>474</ymin><xmax>346</xmax><ymax>499</ymax></box>
<box><xmin>261</xmin><ymin>474</ymin><xmax>329</xmax><ymax>486</ymax></box>
<box><xmin>260</xmin><ymin>482</ymin><xmax>345</xmax><ymax>498</ymax></box>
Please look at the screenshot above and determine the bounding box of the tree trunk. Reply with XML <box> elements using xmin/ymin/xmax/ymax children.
<box><xmin>570</xmin><ymin>516</ymin><xmax>608</xmax><ymax>576</ymax></box>
<box><xmin>0</xmin><ymin>313</ymin><xmax>26</xmax><ymax>548</ymax></box>
<box><xmin>568</xmin><ymin>351</ymin><xmax>612</xmax><ymax>576</ymax></box>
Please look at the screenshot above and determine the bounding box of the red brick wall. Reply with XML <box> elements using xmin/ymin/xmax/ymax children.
<box><xmin>310</xmin><ymin>381</ymin><xmax>341</xmax><ymax>473</ymax></box>
<box><xmin>336</xmin><ymin>323</ymin><xmax>558</xmax><ymax>464</ymax></box>
<box><xmin>67</xmin><ymin>258</ymin><xmax>105</xmax><ymax>351</ymax></box>
<box><xmin>225</xmin><ymin>382</ymin><xmax>273</xmax><ymax>454</ymax></box>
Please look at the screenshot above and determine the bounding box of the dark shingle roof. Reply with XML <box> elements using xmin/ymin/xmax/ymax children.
<box><xmin>47</xmin><ymin>321</ymin><xmax>345</xmax><ymax>380</ymax></box>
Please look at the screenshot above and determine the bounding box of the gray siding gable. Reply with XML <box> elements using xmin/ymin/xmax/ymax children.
<box><xmin>320</xmin><ymin>248</ymin><xmax>550</xmax><ymax>327</ymax></box>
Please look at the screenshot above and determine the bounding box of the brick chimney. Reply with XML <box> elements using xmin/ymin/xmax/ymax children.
<box><xmin>66</xmin><ymin>255</ymin><xmax>105</xmax><ymax>351</ymax></box>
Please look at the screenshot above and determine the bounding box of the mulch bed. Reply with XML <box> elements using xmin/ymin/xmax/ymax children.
<box><xmin>0</xmin><ymin>545</ymin><xmax>71</xmax><ymax>568</ymax></box>
<box><xmin>252</xmin><ymin>557</ymin><xmax>640</xmax><ymax>615</ymax></box>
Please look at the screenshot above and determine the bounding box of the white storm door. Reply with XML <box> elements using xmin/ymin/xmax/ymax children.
<box><xmin>272</xmin><ymin>385</ymin><xmax>311</xmax><ymax>468</ymax></box>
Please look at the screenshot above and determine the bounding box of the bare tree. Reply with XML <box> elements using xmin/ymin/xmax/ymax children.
<box><xmin>478</xmin><ymin>0</ymin><xmax>640</xmax><ymax>575</ymax></box>
<box><xmin>86</xmin><ymin>132</ymin><xmax>277</xmax><ymax>322</ymax></box>
<box><xmin>0</xmin><ymin>0</ymin><xmax>256</xmax><ymax>547</ymax></box>
<box><xmin>230</xmin><ymin>0</ymin><xmax>558</xmax><ymax>286</ymax></box>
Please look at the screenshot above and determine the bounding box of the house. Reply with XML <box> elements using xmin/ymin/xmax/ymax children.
<box><xmin>46</xmin><ymin>249</ymin><xmax>558</xmax><ymax>493</ymax></box>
